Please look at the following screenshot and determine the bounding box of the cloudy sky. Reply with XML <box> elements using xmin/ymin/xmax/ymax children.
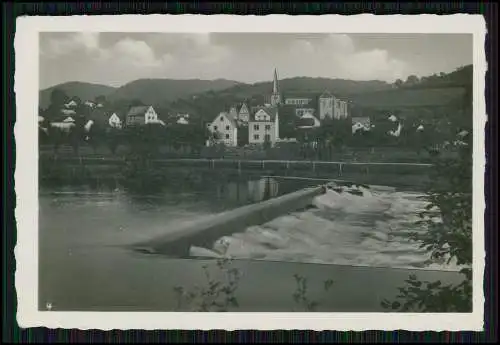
<box><xmin>39</xmin><ymin>32</ymin><xmax>472</xmax><ymax>90</ymax></box>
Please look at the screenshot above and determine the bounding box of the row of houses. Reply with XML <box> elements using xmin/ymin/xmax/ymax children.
<box><xmin>206</xmin><ymin>68</ymin><xmax>352</xmax><ymax>147</ymax></box>
<box><xmin>204</xmin><ymin>68</ymin><xmax>431</xmax><ymax>147</ymax></box>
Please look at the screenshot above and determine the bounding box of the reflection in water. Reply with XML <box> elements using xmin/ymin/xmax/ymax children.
<box><xmin>216</xmin><ymin>177</ymin><xmax>280</xmax><ymax>204</ymax></box>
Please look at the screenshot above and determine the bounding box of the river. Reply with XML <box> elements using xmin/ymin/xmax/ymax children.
<box><xmin>38</xmin><ymin>174</ymin><xmax>466</xmax><ymax>312</ymax></box>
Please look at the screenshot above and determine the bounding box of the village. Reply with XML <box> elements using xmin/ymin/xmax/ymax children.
<box><xmin>39</xmin><ymin>68</ymin><xmax>420</xmax><ymax>155</ymax></box>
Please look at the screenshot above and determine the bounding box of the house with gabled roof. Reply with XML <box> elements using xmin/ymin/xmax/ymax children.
<box><xmin>206</xmin><ymin>111</ymin><xmax>238</xmax><ymax>147</ymax></box>
<box><xmin>297</xmin><ymin>111</ymin><xmax>321</xmax><ymax>129</ymax></box>
<box><xmin>238</xmin><ymin>102</ymin><xmax>250</xmax><ymax>124</ymax></box>
<box><xmin>61</xmin><ymin>108</ymin><xmax>76</xmax><ymax>116</ymax></box>
<box><xmin>248</xmin><ymin>105</ymin><xmax>279</xmax><ymax>146</ymax></box>
<box><xmin>64</xmin><ymin>100</ymin><xmax>78</xmax><ymax>108</ymax></box>
<box><xmin>318</xmin><ymin>90</ymin><xmax>349</xmax><ymax>120</ymax></box>
<box><xmin>125</xmin><ymin>105</ymin><xmax>159</xmax><ymax>127</ymax></box>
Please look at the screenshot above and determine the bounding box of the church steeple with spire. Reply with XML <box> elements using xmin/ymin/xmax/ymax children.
<box><xmin>270</xmin><ymin>68</ymin><xmax>282</xmax><ymax>106</ymax></box>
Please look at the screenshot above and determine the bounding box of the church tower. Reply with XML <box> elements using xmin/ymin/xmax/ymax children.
<box><xmin>270</xmin><ymin>68</ymin><xmax>282</xmax><ymax>106</ymax></box>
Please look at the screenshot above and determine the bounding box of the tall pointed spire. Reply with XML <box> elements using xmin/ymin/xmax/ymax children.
<box><xmin>273</xmin><ymin>68</ymin><xmax>279</xmax><ymax>94</ymax></box>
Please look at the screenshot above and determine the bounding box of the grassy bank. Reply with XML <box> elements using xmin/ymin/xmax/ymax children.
<box><xmin>39</xmin><ymin>143</ymin><xmax>454</xmax><ymax>164</ymax></box>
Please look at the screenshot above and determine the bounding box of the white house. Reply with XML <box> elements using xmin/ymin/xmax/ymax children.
<box><xmin>334</xmin><ymin>98</ymin><xmax>349</xmax><ymax>119</ymax></box>
<box><xmin>295</xmin><ymin>107</ymin><xmax>316</xmax><ymax>117</ymax></box>
<box><xmin>351</xmin><ymin>117</ymin><xmax>371</xmax><ymax>134</ymax></box>
<box><xmin>388</xmin><ymin>114</ymin><xmax>398</xmax><ymax>122</ymax></box>
<box><xmin>238</xmin><ymin>103</ymin><xmax>250</xmax><ymax>124</ymax></box>
<box><xmin>84</xmin><ymin>120</ymin><xmax>94</xmax><ymax>132</ymax></box>
<box><xmin>229</xmin><ymin>106</ymin><xmax>239</xmax><ymax>121</ymax></box>
<box><xmin>108</xmin><ymin>113</ymin><xmax>122</xmax><ymax>128</ymax></box>
<box><xmin>125</xmin><ymin>105</ymin><xmax>159</xmax><ymax>126</ymax></box>
<box><xmin>61</xmin><ymin>108</ymin><xmax>76</xmax><ymax>116</ymax></box>
<box><xmin>84</xmin><ymin>100</ymin><xmax>96</xmax><ymax>108</ymax></box>
<box><xmin>297</xmin><ymin>111</ymin><xmax>321</xmax><ymax>129</ymax></box>
<box><xmin>388</xmin><ymin>123</ymin><xmax>403</xmax><ymax>137</ymax></box>
<box><xmin>177</xmin><ymin>117</ymin><xmax>189</xmax><ymax>125</ymax></box>
<box><xmin>64</xmin><ymin>100</ymin><xmax>78</xmax><ymax>108</ymax></box>
<box><xmin>207</xmin><ymin>111</ymin><xmax>238</xmax><ymax>147</ymax></box>
<box><xmin>50</xmin><ymin>121</ymin><xmax>75</xmax><ymax>133</ymax></box>
<box><xmin>63</xmin><ymin>116</ymin><xmax>75</xmax><ymax>123</ymax></box>
<box><xmin>318</xmin><ymin>91</ymin><xmax>334</xmax><ymax>120</ymax></box>
<box><xmin>319</xmin><ymin>91</ymin><xmax>349</xmax><ymax>120</ymax></box>
<box><xmin>248</xmin><ymin>106</ymin><xmax>279</xmax><ymax>146</ymax></box>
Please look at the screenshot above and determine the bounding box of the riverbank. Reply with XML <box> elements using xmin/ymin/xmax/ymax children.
<box><xmin>39</xmin><ymin>156</ymin><xmax>433</xmax><ymax>191</ymax></box>
<box><xmin>39</xmin><ymin>143</ymin><xmax>455</xmax><ymax>164</ymax></box>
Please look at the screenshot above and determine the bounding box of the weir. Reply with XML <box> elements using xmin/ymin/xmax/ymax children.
<box><xmin>131</xmin><ymin>185</ymin><xmax>326</xmax><ymax>256</ymax></box>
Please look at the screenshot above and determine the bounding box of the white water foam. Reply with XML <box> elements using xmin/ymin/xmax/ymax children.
<box><xmin>189</xmin><ymin>186</ymin><xmax>467</xmax><ymax>272</ymax></box>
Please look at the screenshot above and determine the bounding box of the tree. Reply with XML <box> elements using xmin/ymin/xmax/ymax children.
<box><xmin>105</xmin><ymin>128</ymin><xmax>122</xmax><ymax>155</ymax></box>
<box><xmin>49</xmin><ymin>88</ymin><xmax>69</xmax><ymax>108</ymax></box>
<box><xmin>405</xmin><ymin>75</ymin><xmax>420</xmax><ymax>86</ymax></box>
<box><xmin>94</xmin><ymin>95</ymin><xmax>107</xmax><ymax>105</ymax></box>
<box><xmin>68</xmin><ymin>116</ymin><xmax>86</xmax><ymax>155</ymax></box>
<box><xmin>394</xmin><ymin>79</ymin><xmax>404</xmax><ymax>88</ymax></box>
<box><xmin>381</xmin><ymin>85</ymin><xmax>473</xmax><ymax>312</ymax></box>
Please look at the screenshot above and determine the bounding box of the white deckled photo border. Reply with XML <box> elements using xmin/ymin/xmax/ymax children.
<box><xmin>14</xmin><ymin>14</ymin><xmax>487</xmax><ymax>331</ymax></box>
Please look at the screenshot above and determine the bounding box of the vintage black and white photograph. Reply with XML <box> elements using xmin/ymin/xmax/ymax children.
<box><xmin>16</xmin><ymin>15</ymin><xmax>485</xmax><ymax>330</ymax></box>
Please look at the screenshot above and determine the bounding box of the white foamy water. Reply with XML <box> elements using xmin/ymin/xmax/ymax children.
<box><xmin>190</xmin><ymin>185</ymin><xmax>466</xmax><ymax>272</ymax></box>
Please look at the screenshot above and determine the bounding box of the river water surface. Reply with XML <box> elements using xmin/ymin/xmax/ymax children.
<box><xmin>39</xmin><ymin>174</ymin><xmax>465</xmax><ymax>311</ymax></box>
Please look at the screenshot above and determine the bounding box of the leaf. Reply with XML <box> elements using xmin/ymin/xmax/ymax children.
<box><xmin>391</xmin><ymin>301</ymin><xmax>401</xmax><ymax>310</ymax></box>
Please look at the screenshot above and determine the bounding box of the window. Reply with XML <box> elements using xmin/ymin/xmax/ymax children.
<box><xmin>214</xmin><ymin>125</ymin><xmax>218</xmax><ymax>131</ymax></box>
<box><xmin>225</xmin><ymin>134</ymin><xmax>230</xmax><ymax>139</ymax></box>
<box><xmin>265</xmin><ymin>134</ymin><xmax>271</xmax><ymax>142</ymax></box>
<box><xmin>254</xmin><ymin>134</ymin><xmax>259</xmax><ymax>140</ymax></box>
<box><xmin>226</xmin><ymin>125</ymin><xmax>230</xmax><ymax>130</ymax></box>
<box><xmin>220</xmin><ymin>116</ymin><xmax>224</xmax><ymax>121</ymax></box>
<box><xmin>254</xmin><ymin>124</ymin><xmax>259</xmax><ymax>130</ymax></box>
<box><xmin>265</xmin><ymin>125</ymin><xmax>271</xmax><ymax>130</ymax></box>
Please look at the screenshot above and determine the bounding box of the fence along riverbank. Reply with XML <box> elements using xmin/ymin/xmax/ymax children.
<box><xmin>40</xmin><ymin>156</ymin><xmax>434</xmax><ymax>190</ymax></box>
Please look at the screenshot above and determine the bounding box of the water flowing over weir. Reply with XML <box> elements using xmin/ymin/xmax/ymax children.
<box><xmin>129</xmin><ymin>181</ymin><xmax>465</xmax><ymax>272</ymax></box>
<box><xmin>190</xmin><ymin>185</ymin><xmax>466</xmax><ymax>272</ymax></box>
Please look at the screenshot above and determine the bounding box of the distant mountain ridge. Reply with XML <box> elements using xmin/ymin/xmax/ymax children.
<box><xmin>39</xmin><ymin>77</ymin><xmax>393</xmax><ymax>110</ymax></box>
<box><xmin>39</xmin><ymin>82</ymin><xmax>117</xmax><ymax>109</ymax></box>
<box><xmin>220</xmin><ymin>77</ymin><xmax>392</xmax><ymax>98</ymax></box>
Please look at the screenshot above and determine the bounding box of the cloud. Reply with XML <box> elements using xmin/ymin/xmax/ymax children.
<box><xmin>41</xmin><ymin>32</ymin><xmax>100</xmax><ymax>58</ymax></box>
<box><xmin>286</xmin><ymin>34</ymin><xmax>408</xmax><ymax>82</ymax></box>
<box><xmin>103</xmin><ymin>38</ymin><xmax>163</xmax><ymax>68</ymax></box>
<box><xmin>40</xmin><ymin>32</ymin><xmax>469</xmax><ymax>89</ymax></box>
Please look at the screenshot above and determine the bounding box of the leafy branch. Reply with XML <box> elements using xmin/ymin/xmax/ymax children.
<box><xmin>292</xmin><ymin>274</ymin><xmax>334</xmax><ymax>312</ymax></box>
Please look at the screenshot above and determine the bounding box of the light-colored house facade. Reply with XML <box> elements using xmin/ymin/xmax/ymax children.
<box><xmin>238</xmin><ymin>103</ymin><xmax>250</xmax><ymax>123</ymax></box>
<box><xmin>318</xmin><ymin>91</ymin><xmax>334</xmax><ymax>120</ymax></box>
<box><xmin>351</xmin><ymin>117</ymin><xmax>371</xmax><ymax>134</ymax></box>
<box><xmin>125</xmin><ymin>106</ymin><xmax>158</xmax><ymax>126</ymax></box>
<box><xmin>297</xmin><ymin>111</ymin><xmax>321</xmax><ymax>129</ymax></box>
<box><xmin>334</xmin><ymin>98</ymin><xmax>349</xmax><ymax>119</ymax></box>
<box><xmin>207</xmin><ymin>112</ymin><xmax>238</xmax><ymax>147</ymax></box>
<box><xmin>248</xmin><ymin>106</ymin><xmax>279</xmax><ymax>146</ymax></box>
<box><xmin>65</xmin><ymin>100</ymin><xmax>78</xmax><ymax>108</ymax></box>
<box><xmin>285</xmin><ymin>98</ymin><xmax>312</xmax><ymax>106</ymax></box>
<box><xmin>319</xmin><ymin>91</ymin><xmax>349</xmax><ymax>120</ymax></box>
<box><xmin>108</xmin><ymin>113</ymin><xmax>122</xmax><ymax>128</ymax></box>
